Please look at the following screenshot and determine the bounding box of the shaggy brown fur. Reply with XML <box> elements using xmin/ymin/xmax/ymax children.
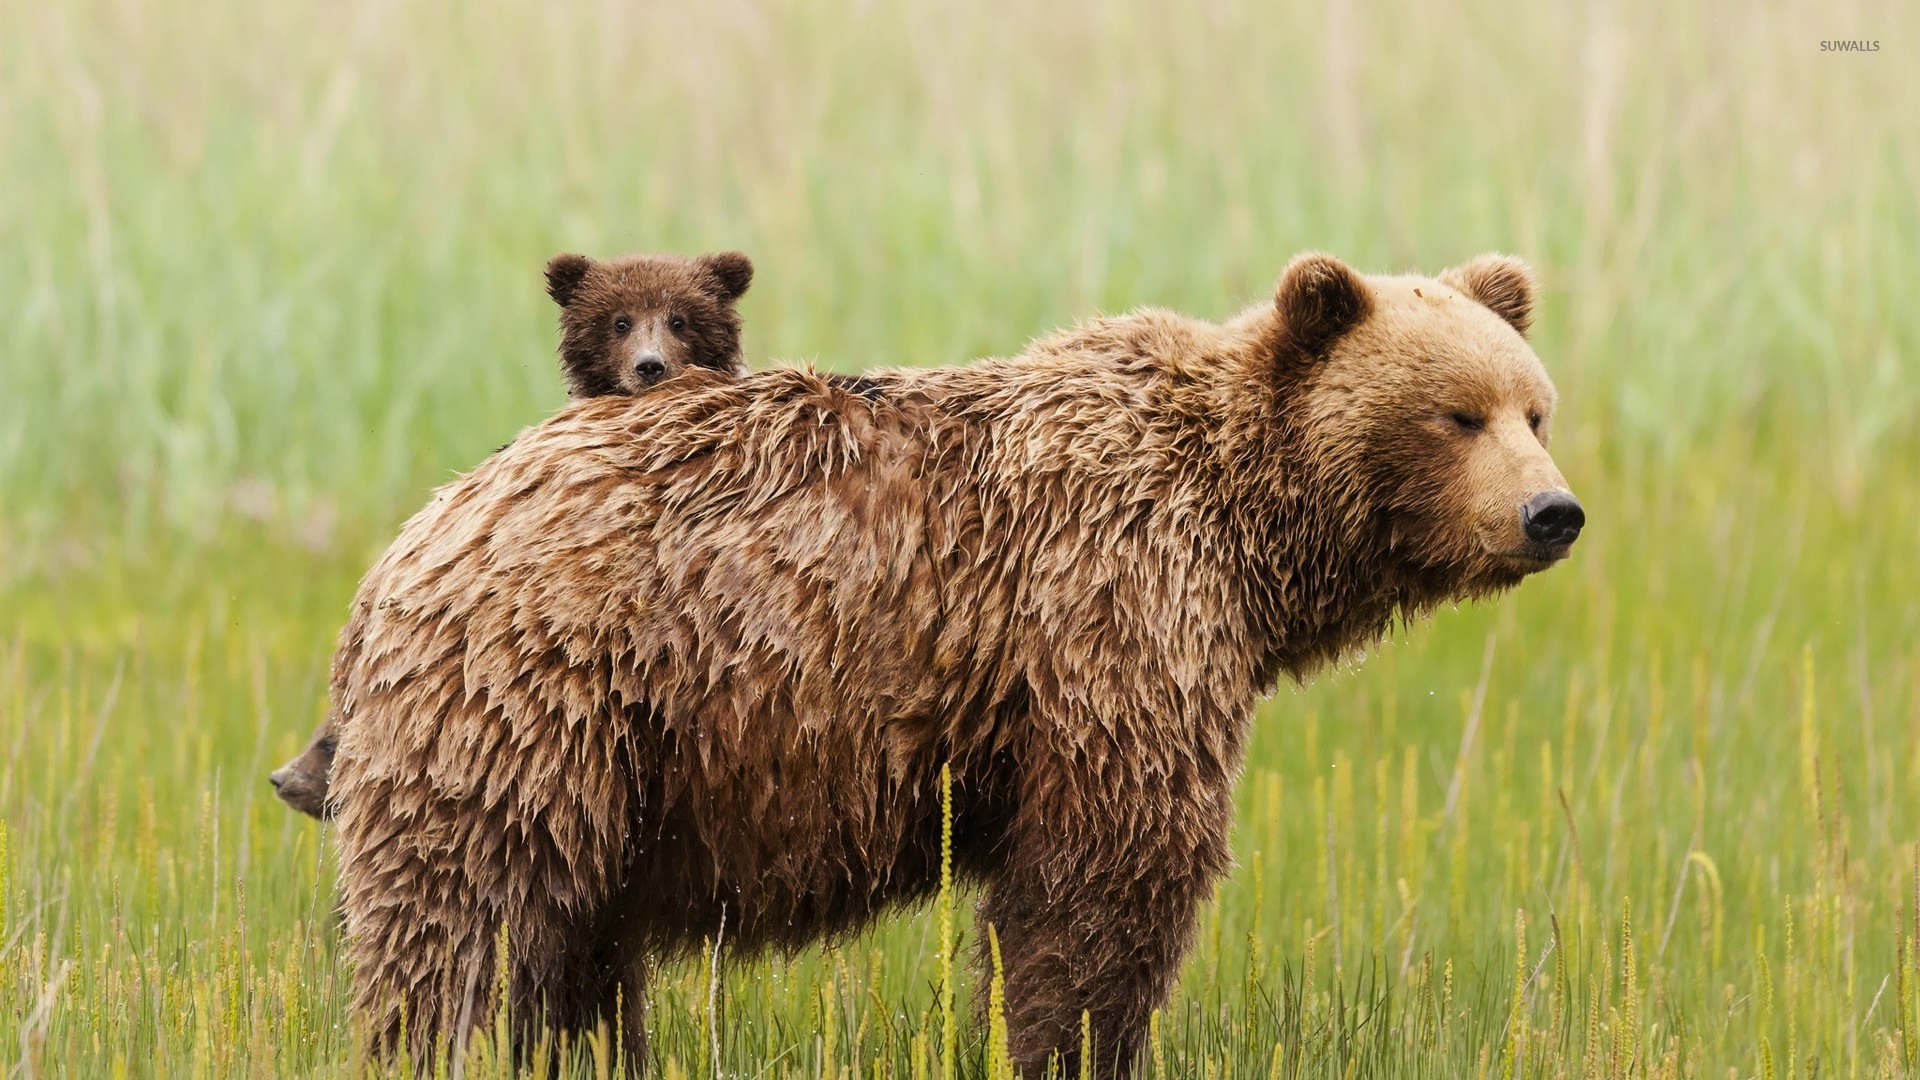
<box><xmin>546</xmin><ymin>250</ymin><xmax>753</xmax><ymax>397</ymax></box>
<box><xmin>329</xmin><ymin>252</ymin><xmax>1580</xmax><ymax>1076</ymax></box>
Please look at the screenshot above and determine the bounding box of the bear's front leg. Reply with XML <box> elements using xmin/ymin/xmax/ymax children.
<box><xmin>975</xmin><ymin>742</ymin><xmax>1234</xmax><ymax>1078</ymax></box>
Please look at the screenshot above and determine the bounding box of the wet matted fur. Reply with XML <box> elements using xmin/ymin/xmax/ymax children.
<box><xmin>330</xmin><ymin>252</ymin><xmax>1579</xmax><ymax>1077</ymax></box>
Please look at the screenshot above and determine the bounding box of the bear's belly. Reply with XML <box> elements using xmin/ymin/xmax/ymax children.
<box><xmin>591</xmin><ymin>557</ymin><xmax>1017</xmax><ymax>955</ymax></box>
<box><xmin>616</xmin><ymin>708</ymin><xmax>974</xmax><ymax>955</ymax></box>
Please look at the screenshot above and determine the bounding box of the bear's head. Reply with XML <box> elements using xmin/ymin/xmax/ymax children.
<box><xmin>1270</xmin><ymin>252</ymin><xmax>1583</xmax><ymax>602</ymax></box>
<box><xmin>269</xmin><ymin>719</ymin><xmax>337</xmax><ymax>820</ymax></box>
<box><xmin>543</xmin><ymin>250</ymin><xmax>754</xmax><ymax>398</ymax></box>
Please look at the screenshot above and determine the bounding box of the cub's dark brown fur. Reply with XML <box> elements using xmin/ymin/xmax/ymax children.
<box><xmin>546</xmin><ymin>250</ymin><xmax>753</xmax><ymax>397</ymax></box>
<box><xmin>330</xmin><ymin>253</ymin><xmax>1580</xmax><ymax>1077</ymax></box>
<box><xmin>269</xmin><ymin>713</ymin><xmax>339</xmax><ymax>818</ymax></box>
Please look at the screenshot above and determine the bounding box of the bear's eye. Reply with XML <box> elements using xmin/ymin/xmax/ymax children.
<box><xmin>613</xmin><ymin>316</ymin><xmax>632</xmax><ymax>334</ymax></box>
<box><xmin>1528</xmin><ymin>412</ymin><xmax>1543</xmax><ymax>431</ymax></box>
<box><xmin>317</xmin><ymin>736</ymin><xmax>337</xmax><ymax>757</ymax></box>
<box><xmin>1449</xmin><ymin>412</ymin><xmax>1486</xmax><ymax>433</ymax></box>
<box><xmin>668</xmin><ymin>315</ymin><xmax>687</xmax><ymax>332</ymax></box>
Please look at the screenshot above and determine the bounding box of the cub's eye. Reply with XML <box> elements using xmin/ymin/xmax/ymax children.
<box><xmin>613</xmin><ymin>316</ymin><xmax>632</xmax><ymax>334</ymax></box>
<box><xmin>668</xmin><ymin>315</ymin><xmax>687</xmax><ymax>332</ymax></box>
<box><xmin>1449</xmin><ymin>412</ymin><xmax>1486</xmax><ymax>432</ymax></box>
<box><xmin>1528</xmin><ymin>412</ymin><xmax>1544</xmax><ymax>431</ymax></box>
<box><xmin>317</xmin><ymin>737</ymin><xmax>337</xmax><ymax>756</ymax></box>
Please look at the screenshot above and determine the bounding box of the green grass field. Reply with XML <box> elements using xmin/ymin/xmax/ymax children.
<box><xmin>3</xmin><ymin>0</ymin><xmax>1917</xmax><ymax>1075</ymax></box>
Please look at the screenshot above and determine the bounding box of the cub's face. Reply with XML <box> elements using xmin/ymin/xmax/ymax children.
<box><xmin>1278</xmin><ymin>253</ymin><xmax>1583</xmax><ymax>598</ymax></box>
<box><xmin>544</xmin><ymin>251</ymin><xmax>753</xmax><ymax>398</ymax></box>
<box><xmin>269</xmin><ymin>721</ymin><xmax>337</xmax><ymax>820</ymax></box>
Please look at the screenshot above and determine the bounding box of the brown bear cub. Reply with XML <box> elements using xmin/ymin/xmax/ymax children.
<box><xmin>269</xmin><ymin>716</ymin><xmax>339</xmax><ymax>818</ymax></box>
<box><xmin>331</xmin><ymin>252</ymin><xmax>1583</xmax><ymax>1077</ymax></box>
<box><xmin>269</xmin><ymin>249</ymin><xmax>755</xmax><ymax>820</ymax></box>
<box><xmin>544</xmin><ymin>250</ymin><xmax>754</xmax><ymax>397</ymax></box>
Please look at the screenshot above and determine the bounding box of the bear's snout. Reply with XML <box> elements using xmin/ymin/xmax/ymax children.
<box><xmin>1520</xmin><ymin>491</ymin><xmax>1584</xmax><ymax>550</ymax></box>
<box><xmin>635</xmin><ymin>355</ymin><xmax>667</xmax><ymax>386</ymax></box>
<box><xmin>270</xmin><ymin>755</ymin><xmax>335</xmax><ymax>818</ymax></box>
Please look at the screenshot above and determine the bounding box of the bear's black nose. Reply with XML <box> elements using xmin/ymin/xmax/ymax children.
<box><xmin>1521</xmin><ymin>491</ymin><xmax>1585</xmax><ymax>548</ymax></box>
<box><xmin>635</xmin><ymin>356</ymin><xmax>667</xmax><ymax>385</ymax></box>
<box><xmin>269</xmin><ymin>770</ymin><xmax>286</xmax><ymax>791</ymax></box>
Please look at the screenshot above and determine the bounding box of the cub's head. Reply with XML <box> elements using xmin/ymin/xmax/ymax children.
<box><xmin>543</xmin><ymin>250</ymin><xmax>754</xmax><ymax>398</ymax></box>
<box><xmin>268</xmin><ymin>717</ymin><xmax>338</xmax><ymax>820</ymax></box>
<box><xmin>1273</xmin><ymin>251</ymin><xmax>1583</xmax><ymax>599</ymax></box>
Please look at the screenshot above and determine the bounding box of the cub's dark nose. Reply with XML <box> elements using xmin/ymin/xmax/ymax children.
<box><xmin>268</xmin><ymin>770</ymin><xmax>286</xmax><ymax>791</ymax></box>
<box><xmin>1521</xmin><ymin>491</ymin><xmax>1585</xmax><ymax>547</ymax></box>
<box><xmin>635</xmin><ymin>355</ymin><xmax>667</xmax><ymax>386</ymax></box>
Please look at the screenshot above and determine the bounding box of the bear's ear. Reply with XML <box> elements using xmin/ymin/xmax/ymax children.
<box><xmin>1274</xmin><ymin>252</ymin><xmax>1372</xmax><ymax>362</ymax></box>
<box><xmin>1439</xmin><ymin>253</ymin><xmax>1537</xmax><ymax>337</ymax></box>
<box><xmin>545</xmin><ymin>253</ymin><xmax>592</xmax><ymax>309</ymax></box>
<box><xmin>700</xmin><ymin>251</ymin><xmax>754</xmax><ymax>302</ymax></box>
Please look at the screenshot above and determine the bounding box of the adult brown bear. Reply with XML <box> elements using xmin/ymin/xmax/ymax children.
<box><xmin>330</xmin><ymin>252</ymin><xmax>1582</xmax><ymax>1077</ymax></box>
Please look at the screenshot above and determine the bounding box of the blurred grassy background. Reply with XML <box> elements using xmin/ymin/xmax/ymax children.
<box><xmin>2</xmin><ymin>0</ymin><xmax>1916</xmax><ymax>1075</ymax></box>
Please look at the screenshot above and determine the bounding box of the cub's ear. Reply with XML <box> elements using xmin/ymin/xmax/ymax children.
<box><xmin>1274</xmin><ymin>252</ymin><xmax>1372</xmax><ymax>361</ymax></box>
<box><xmin>545</xmin><ymin>253</ymin><xmax>592</xmax><ymax>309</ymax></box>
<box><xmin>1439</xmin><ymin>253</ymin><xmax>1537</xmax><ymax>336</ymax></box>
<box><xmin>700</xmin><ymin>251</ymin><xmax>754</xmax><ymax>302</ymax></box>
